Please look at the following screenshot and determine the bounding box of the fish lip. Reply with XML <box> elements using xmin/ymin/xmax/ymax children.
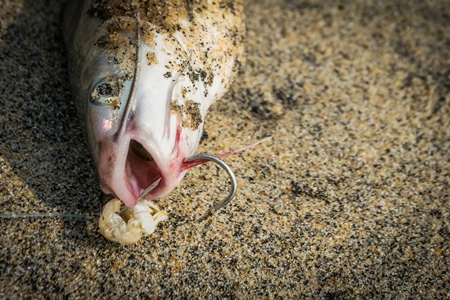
<box><xmin>101</xmin><ymin>128</ymin><xmax>186</xmax><ymax>208</ymax></box>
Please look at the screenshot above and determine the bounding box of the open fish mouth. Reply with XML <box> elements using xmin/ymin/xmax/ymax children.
<box><xmin>125</xmin><ymin>139</ymin><xmax>162</xmax><ymax>200</ymax></box>
<box><xmin>103</xmin><ymin>133</ymin><xmax>180</xmax><ymax>208</ymax></box>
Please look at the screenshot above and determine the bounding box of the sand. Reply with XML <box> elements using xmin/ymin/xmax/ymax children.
<box><xmin>1</xmin><ymin>0</ymin><xmax>449</xmax><ymax>298</ymax></box>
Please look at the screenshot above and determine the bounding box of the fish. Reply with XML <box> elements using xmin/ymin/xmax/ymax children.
<box><xmin>63</xmin><ymin>0</ymin><xmax>245</xmax><ymax>209</ymax></box>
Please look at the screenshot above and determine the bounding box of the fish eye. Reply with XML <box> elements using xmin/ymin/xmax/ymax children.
<box><xmin>90</xmin><ymin>79</ymin><xmax>123</xmax><ymax>108</ymax></box>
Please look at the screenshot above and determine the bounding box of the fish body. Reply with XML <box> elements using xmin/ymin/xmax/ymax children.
<box><xmin>63</xmin><ymin>0</ymin><xmax>245</xmax><ymax>207</ymax></box>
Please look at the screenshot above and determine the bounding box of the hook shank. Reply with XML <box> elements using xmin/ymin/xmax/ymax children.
<box><xmin>185</xmin><ymin>153</ymin><xmax>237</xmax><ymax>221</ymax></box>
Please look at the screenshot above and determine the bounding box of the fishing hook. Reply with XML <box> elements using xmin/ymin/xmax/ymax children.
<box><xmin>136</xmin><ymin>153</ymin><xmax>237</xmax><ymax>222</ymax></box>
<box><xmin>137</xmin><ymin>177</ymin><xmax>162</xmax><ymax>202</ymax></box>
<box><xmin>184</xmin><ymin>153</ymin><xmax>237</xmax><ymax>222</ymax></box>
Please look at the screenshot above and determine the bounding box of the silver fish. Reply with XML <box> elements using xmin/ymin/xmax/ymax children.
<box><xmin>63</xmin><ymin>0</ymin><xmax>245</xmax><ymax>208</ymax></box>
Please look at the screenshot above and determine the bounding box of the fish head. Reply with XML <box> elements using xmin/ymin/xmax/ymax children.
<box><xmin>81</xmin><ymin>20</ymin><xmax>222</xmax><ymax>208</ymax></box>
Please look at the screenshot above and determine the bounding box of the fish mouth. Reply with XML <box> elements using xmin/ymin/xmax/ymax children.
<box><xmin>125</xmin><ymin>139</ymin><xmax>163</xmax><ymax>202</ymax></box>
<box><xmin>108</xmin><ymin>132</ymin><xmax>185</xmax><ymax>208</ymax></box>
<box><xmin>100</xmin><ymin>121</ymin><xmax>188</xmax><ymax>208</ymax></box>
<box><xmin>97</xmin><ymin>137</ymin><xmax>163</xmax><ymax>208</ymax></box>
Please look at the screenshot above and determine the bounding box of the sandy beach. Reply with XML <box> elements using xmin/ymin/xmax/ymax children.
<box><xmin>1</xmin><ymin>0</ymin><xmax>449</xmax><ymax>298</ymax></box>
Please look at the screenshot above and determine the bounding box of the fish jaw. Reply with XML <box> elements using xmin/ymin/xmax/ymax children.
<box><xmin>97</xmin><ymin>121</ymin><xmax>192</xmax><ymax>208</ymax></box>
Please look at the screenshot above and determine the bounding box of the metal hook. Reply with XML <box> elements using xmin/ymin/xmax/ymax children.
<box><xmin>185</xmin><ymin>153</ymin><xmax>237</xmax><ymax>221</ymax></box>
<box><xmin>137</xmin><ymin>177</ymin><xmax>162</xmax><ymax>202</ymax></box>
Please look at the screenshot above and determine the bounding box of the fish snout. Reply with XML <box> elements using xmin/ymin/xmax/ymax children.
<box><xmin>96</xmin><ymin>126</ymin><xmax>190</xmax><ymax>208</ymax></box>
